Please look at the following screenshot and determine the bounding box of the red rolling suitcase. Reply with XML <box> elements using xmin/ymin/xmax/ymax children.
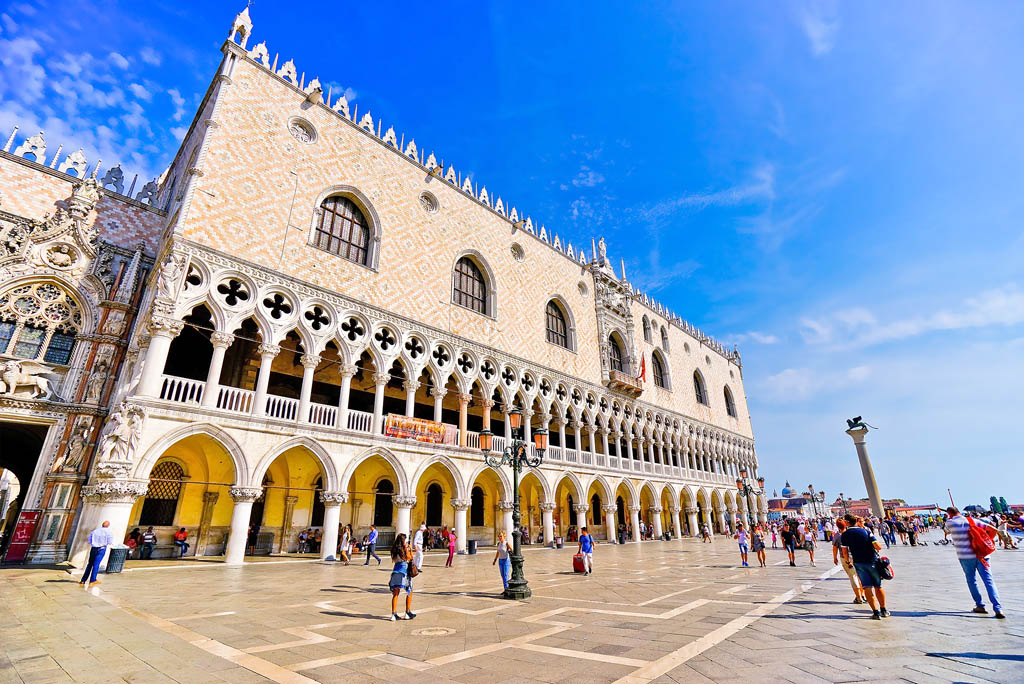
<box><xmin>573</xmin><ymin>553</ymin><xmax>586</xmax><ymax>573</ymax></box>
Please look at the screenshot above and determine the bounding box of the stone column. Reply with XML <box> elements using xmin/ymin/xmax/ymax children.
<box><xmin>669</xmin><ymin>506</ymin><xmax>682</xmax><ymax>540</ymax></box>
<box><xmin>478</xmin><ymin>399</ymin><xmax>493</xmax><ymax>432</ymax></box>
<box><xmin>337</xmin><ymin>365</ymin><xmax>354</xmax><ymax>429</ymax></box>
<box><xmin>297</xmin><ymin>354</ymin><xmax>320</xmax><ymax>424</ymax></box>
<box><xmin>540</xmin><ymin>502</ymin><xmax>556</xmax><ymax>546</ymax></box>
<box><xmin>629</xmin><ymin>506</ymin><xmax>641</xmax><ymax>542</ymax></box>
<box><xmin>279</xmin><ymin>495</ymin><xmax>298</xmax><ymax>552</ymax></box>
<box><xmin>200</xmin><ymin>332</ymin><xmax>234</xmax><ymax>408</ymax></box>
<box><xmin>587</xmin><ymin>427</ymin><xmax>597</xmax><ymax>459</ymax></box>
<box><xmin>651</xmin><ymin>506</ymin><xmax>664</xmax><ymax>538</ymax></box>
<box><xmin>432</xmin><ymin>387</ymin><xmax>447</xmax><ymax>423</ymax></box>
<box><xmin>137</xmin><ymin>317</ymin><xmax>183</xmax><ymax>397</ymax></box>
<box><xmin>457</xmin><ymin>392</ymin><xmax>471</xmax><ymax>446</ymax></box>
<box><xmin>714</xmin><ymin>506</ymin><xmax>728</xmax><ymax>534</ymax></box>
<box><xmin>225</xmin><ymin>487</ymin><xmax>262</xmax><ymax>565</ymax></box>
<box><xmin>74</xmin><ymin>479</ymin><xmax>149</xmax><ymax>569</ymax></box>
<box><xmin>252</xmin><ymin>343</ymin><xmax>280</xmax><ymax>418</ymax></box>
<box><xmin>195</xmin><ymin>490</ymin><xmax>219</xmax><ymax>556</ymax></box>
<box><xmin>602</xmin><ymin>505</ymin><xmax>618</xmax><ymax>543</ymax></box>
<box><xmin>522</xmin><ymin>409</ymin><xmax>533</xmax><ymax>445</ymax></box>
<box><xmin>319</xmin><ymin>492</ymin><xmax>347</xmax><ymax>560</ymax></box>
<box><xmin>558</xmin><ymin>420</ymin><xmax>567</xmax><ymax>453</ymax></box>
<box><xmin>404</xmin><ymin>380</ymin><xmax>419</xmax><ymax>417</ymax></box>
<box><xmin>846</xmin><ymin>427</ymin><xmax>885</xmax><ymax>518</ymax></box>
<box><xmin>626</xmin><ymin>437</ymin><xmax>634</xmax><ymax>462</ymax></box>
<box><xmin>503</xmin><ymin>406</ymin><xmax>513</xmax><ymax>443</ymax></box>
<box><xmin>394</xmin><ymin>495</ymin><xmax>416</xmax><ymax>539</ymax></box>
<box><xmin>452</xmin><ymin>498</ymin><xmax>470</xmax><ymax>553</ymax></box>
<box><xmin>574</xmin><ymin>503</ymin><xmax>590</xmax><ymax>531</ymax></box>
<box><xmin>498</xmin><ymin>500</ymin><xmax>514</xmax><ymax>536</ymax></box>
<box><xmin>727</xmin><ymin>504</ymin><xmax>739</xmax><ymax>533</ymax></box>
<box><xmin>646</xmin><ymin>439</ymin><xmax>656</xmax><ymax>463</ymax></box>
<box><xmin>686</xmin><ymin>506</ymin><xmax>699</xmax><ymax>537</ymax></box>
<box><xmin>600</xmin><ymin>428</ymin><xmax>610</xmax><ymax>457</ymax></box>
<box><xmin>372</xmin><ymin>373</ymin><xmax>388</xmax><ymax>434</ymax></box>
<box><xmin>572</xmin><ymin>422</ymin><xmax>581</xmax><ymax>454</ymax></box>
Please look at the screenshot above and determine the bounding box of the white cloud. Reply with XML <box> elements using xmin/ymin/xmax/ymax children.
<box><xmin>167</xmin><ymin>87</ymin><xmax>186</xmax><ymax>121</ymax></box>
<box><xmin>642</xmin><ymin>162</ymin><xmax>775</xmax><ymax>222</ymax></box>
<box><xmin>571</xmin><ymin>165</ymin><xmax>605</xmax><ymax>188</ymax></box>
<box><xmin>1</xmin><ymin>13</ymin><xmax>18</xmax><ymax>34</ymax></box>
<box><xmin>0</xmin><ymin>36</ymin><xmax>45</xmax><ymax>101</ymax></box>
<box><xmin>726</xmin><ymin>331</ymin><xmax>781</xmax><ymax>346</ymax></box>
<box><xmin>108</xmin><ymin>52</ymin><xmax>130</xmax><ymax>69</ymax></box>
<box><xmin>139</xmin><ymin>46</ymin><xmax>161</xmax><ymax>66</ymax></box>
<box><xmin>800</xmin><ymin>285</ymin><xmax>1024</xmax><ymax>348</ymax></box>
<box><xmin>128</xmin><ymin>82</ymin><xmax>151</xmax><ymax>101</ymax></box>
<box><xmin>799</xmin><ymin>2</ymin><xmax>840</xmax><ymax>56</ymax></box>
<box><xmin>170</xmin><ymin>125</ymin><xmax>188</xmax><ymax>140</ymax></box>
<box><xmin>761</xmin><ymin>364</ymin><xmax>870</xmax><ymax>402</ymax></box>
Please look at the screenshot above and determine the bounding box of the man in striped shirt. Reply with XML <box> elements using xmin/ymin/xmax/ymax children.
<box><xmin>944</xmin><ymin>507</ymin><xmax>1004</xmax><ymax>619</ymax></box>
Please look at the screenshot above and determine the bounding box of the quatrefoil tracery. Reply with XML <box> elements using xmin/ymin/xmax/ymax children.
<box><xmin>374</xmin><ymin>327</ymin><xmax>397</xmax><ymax>351</ymax></box>
<box><xmin>341</xmin><ymin>317</ymin><xmax>365</xmax><ymax>341</ymax></box>
<box><xmin>481</xmin><ymin>360</ymin><xmax>496</xmax><ymax>380</ymax></box>
<box><xmin>216</xmin><ymin>279</ymin><xmax>249</xmax><ymax>307</ymax></box>
<box><xmin>501</xmin><ymin>367</ymin><xmax>516</xmax><ymax>386</ymax></box>
<box><xmin>262</xmin><ymin>293</ymin><xmax>292</xmax><ymax>320</ymax></box>
<box><xmin>457</xmin><ymin>353</ymin><xmax>473</xmax><ymax>374</ymax></box>
<box><xmin>304</xmin><ymin>306</ymin><xmax>329</xmax><ymax>331</ymax></box>
<box><xmin>405</xmin><ymin>337</ymin><xmax>424</xmax><ymax>359</ymax></box>
<box><xmin>432</xmin><ymin>345</ymin><xmax>451</xmax><ymax>366</ymax></box>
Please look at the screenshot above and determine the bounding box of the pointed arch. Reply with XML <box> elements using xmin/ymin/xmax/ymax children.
<box><xmin>134</xmin><ymin>423</ymin><xmax>249</xmax><ymax>486</ymax></box>
<box><xmin>251</xmin><ymin>436</ymin><xmax>339</xmax><ymax>491</ymax></box>
<box><xmin>553</xmin><ymin>470</ymin><xmax>585</xmax><ymax>503</ymax></box>
<box><xmin>468</xmin><ymin>461</ymin><xmax>511</xmax><ymax>501</ymax></box>
<box><xmin>411</xmin><ymin>454</ymin><xmax>467</xmax><ymax>501</ymax></box>
<box><xmin>452</xmin><ymin>250</ymin><xmax>497</xmax><ymax>316</ymax></box>
<box><xmin>587</xmin><ymin>474</ymin><xmax>614</xmax><ymax>503</ymax></box>
<box><xmin>340</xmin><ymin>447</ymin><xmax>410</xmax><ymax>496</ymax></box>
<box><xmin>614</xmin><ymin>478</ymin><xmax>639</xmax><ymax>508</ymax></box>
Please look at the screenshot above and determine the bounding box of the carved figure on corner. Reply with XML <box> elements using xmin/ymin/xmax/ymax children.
<box><xmin>53</xmin><ymin>416</ymin><xmax>93</xmax><ymax>472</ymax></box>
<box><xmin>97</xmin><ymin>401</ymin><xmax>146</xmax><ymax>466</ymax></box>
<box><xmin>0</xmin><ymin>360</ymin><xmax>57</xmax><ymax>399</ymax></box>
<box><xmin>157</xmin><ymin>253</ymin><xmax>186</xmax><ymax>300</ymax></box>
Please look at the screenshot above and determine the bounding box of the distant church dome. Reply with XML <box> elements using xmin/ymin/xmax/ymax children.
<box><xmin>780</xmin><ymin>481</ymin><xmax>796</xmax><ymax>498</ymax></box>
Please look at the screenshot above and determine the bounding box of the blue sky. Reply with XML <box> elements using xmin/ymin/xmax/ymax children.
<box><xmin>2</xmin><ymin>1</ymin><xmax>1022</xmax><ymax>508</ymax></box>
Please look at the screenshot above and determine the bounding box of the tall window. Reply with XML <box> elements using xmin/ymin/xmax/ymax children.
<box><xmin>452</xmin><ymin>257</ymin><xmax>487</xmax><ymax>314</ymax></box>
<box><xmin>660</xmin><ymin>326</ymin><xmax>670</xmax><ymax>351</ymax></box>
<box><xmin>545</xmin><ymin>300</ymin><xmax>569</xmax><ymax>348</ymax></box>
<box><xmin>139</xmin><ymin>461</ymin><xmax>184</xmax><ymax>526</ymax></box>
<box><xmin>373</xmin><ymin>479</ymin><xmax>394</xmax><ymax>527</ymax></box>
<box><xmin>642</xmin><ymin>316</ymin><xmax>651</xmax><ymax>342</ymax></box>
<box><xmin>470</xmin><ymin>486</ymin><xmax>485</xmax><ymax>526</ymax></box>
<box><xmin>652</xmin><ymin>353</ymin><xmax>667</xmax><ymax>389</ymax></box>
<box><xmin>724</xmin><ymin>386</ymin><xmax>737</xmax><ymax>417</ymax></box>
<box><xmin>426</xmin><ymin>483</ymin><xmax>443</xmax><ymax>526</ymax></box>
<box><xmin>310</xmin><ymin>476</ymin><xmax>325</xmax><ymax>527</ymax></box>
<box><xmin>608</xmin><ymin>335</ymin><xmax>624</xmax><ymax>372</ymax></box>
<box><xmin>567</xmin><ymin>494</ymin><xmax>577</xmax><ymax>526</ymax></box>
<box><xmin>313</xmin><ymin>195</ymin><xmax>370</xmax><ymax>265</ymax></box>
<box><xmin>694</xmin><ymin>371</ymin><xmax>708</xmax><ymax>406</ymax></box>
<box><xmin>0</xmin><ymin>282</ymin><xmax>82</xmax><ymax>364</ymax></box>
<box><xmin>591</xmin><ymin>494</ymin><xmax>602</xmax><ymax>525</ymax></box>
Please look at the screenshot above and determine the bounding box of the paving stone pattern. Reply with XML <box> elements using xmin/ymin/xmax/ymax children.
<box><xmin>1</xmin><ymin>530</ymin><xmax>1021</xmax><ymax>683</ymax></box>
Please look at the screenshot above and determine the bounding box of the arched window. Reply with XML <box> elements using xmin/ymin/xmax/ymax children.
<box><xmin>652</xmin><ymin>352</ymin><xmax>668</xmax><ymax>389</ymax></box>
<box><xmin>567</xmin><ymin>494</ymin><xmax>577</xmax><ymax>526</ymax></box>
<box><xmin>470</xmin><ymin>486</ymin><xmax>485</xmax><ymax>526</ymax></box>
<box><xmin>660</xmin><ymin>326</ymin><xmax>670</xmax><ymax>351</ymax></box>
<box><xmin>693</xmin><ymin>371</ymin><xmax>708</xmax><ymax>406</ymax></box>
<box><xmin>310</xmin><ymin>476</ymin><xmax>325</xmax><ymax>527</ymax></box>
<box><xmin>452</xmin><ymin>257</ymin><xmax>487</xmax><ymax>314</ymax></box>
<box><xmin>139</xmin><ymin>461</ymin><xmax>184</xmax><ymax>526</ymax></box>
<box><xmin>373</xmin><ymin>479</ymin><xmax>394</xmax><ymax>527</ymax></box>
<box><xmin>0</xmin><ymin>282</ymin><xmax>83</xmax><ymax>365</ymax></box>
<box><xmin>608</xmin><ymin>334</ymin><xmax>624</xmax><ymax>372</ymax></box>
<box><xmin>426</xmin><ymin>482</ymin><xmax>443</xmax><ymax>527</ymax></box>
<box><xmin>545</xmin><ymin>300</ymin><xmax>570</xmax><ymax>349</ymax></box>
<box><xmin>616</xmin><ymin>496</ymin><xmax>626</xmax><ymax>526</ymax></box>
<box><xmin>313</xmin><ymin>195</ymin><xmax>370</xmax><ymax>265</ymax></box>
<box><xmin>642</xmin><ymin>316</ymin><xmax>651</xmax><ymax>342</ymax></box>
<box><xmin>724</xmin><ymin>386</ymin><xmax>737</xmax><ymax>417</ymax></box>
<box><xmin>249</xmin><ymin>474</ymin><xmax>269</xmax><ymax>527</ymax></box>
<box><xmin>591</xmin><ymin>494</ymin><xmax>602</xmax><ymax>526</ymax></box>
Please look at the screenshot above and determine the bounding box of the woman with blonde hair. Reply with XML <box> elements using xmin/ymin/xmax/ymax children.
<box><xmin>493</xmin><ymin>530</ymin><xmax>511</xmax><ymax>590</ymax></box>
<box><xmin>388</xmin><ymin>533</ymin><xmax>416</xmax><ymax>621</ymax></box>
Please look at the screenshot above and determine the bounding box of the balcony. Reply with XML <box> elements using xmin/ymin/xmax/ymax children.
<box><xmin>607</xmin><ymin>369</ymin><xmax>643</xmax><ymax>397</ymax></box>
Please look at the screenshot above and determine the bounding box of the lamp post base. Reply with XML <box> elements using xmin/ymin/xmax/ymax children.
<box><xmin>503</xmin><ymin>581</ymin><xmax>532</xmax><ymax>600</ymax></box>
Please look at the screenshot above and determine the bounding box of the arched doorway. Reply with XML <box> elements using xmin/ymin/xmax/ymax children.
<box><xmin>426</xmin><ymin>483</ymin><xmax>443</xmax><ymax>527</ymax></box>
<box><xmin>374</xmin><ymin>479</ymin><xmax>394</xmax><ymax>527</ymax></box>
<box><xmin>470</xmin><ymin>486</ymin><xmax>485</xmax><ymax>527</ymax></box>
<box><xmin>310</xmin><ymin>476</ymin><xmax>325</xmax><ymax>527</ymax></box>
<box><xmin>0</xmin><ymin>422</ymin><xmax>48</xmax><ymax>561</ymax></box>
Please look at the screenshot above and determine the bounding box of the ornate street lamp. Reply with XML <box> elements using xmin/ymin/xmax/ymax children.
<box><xmin>735</xmin><ymin>467</ymin><xmax>765</xmax><ymax>528</ymax></box>
<box><xmin>479</xmin><ymin>406</ymin><xmax>547</xmax><ymax>600</ymax></box>
<box><xmin>807</xmin><ymin>484</ymin><xmax>826</xmax><ymax>517</ymax></box>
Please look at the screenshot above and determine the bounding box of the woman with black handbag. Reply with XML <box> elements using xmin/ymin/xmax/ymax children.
<box><xmin>388</xmin><ymin>534</ymin><xmax>416</xmax><ymax>621</ymax></box>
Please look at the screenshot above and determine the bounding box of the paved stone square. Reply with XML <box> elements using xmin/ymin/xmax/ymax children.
<box><xmin>2</xmin><ymin>531</ymin><xmax>1021</xmax><ymax>684</ymax></box>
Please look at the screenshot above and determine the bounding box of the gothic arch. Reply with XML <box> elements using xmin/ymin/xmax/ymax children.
<box><xmin>451</xmin><ymin>249</ymin><xmax>498</xmax><ymax>317</ymax></box>
<box><xmin>134</xmin><ymin>423</ymin><xmax>249</xmax><ymax>486</ymax></box>
<box><xmin>250</xmin><ymin>436</ymin><xmax>339</xmax><ymax>491</ymax></box>
<box><xmin>614</xmin><ymin>477</ymin><xmax>639</xmax><ymax>508</ymax></box>
<box><xmin>553</xmin><ymin>470</ymin><xmax>585</xmax><ymax>503</ymax></box>
<box><xmin>411</xmin><ymin>454</ymin><xmax>467</xmax><ymax>501</ymax></box>
<box><xmin>587</xmin><ymin>474</ymin><xmax>615</xmax><ymax>503</ymax></box>
<box><xmin>467</xmin><ymin>461</ymin><xmax>511</xmax><ymax>501</ymax></box>
<box><xmin>309</xmin><ymin>184</ymin><xmax>383</xmax><ymax>269</ymax></box>
<box><xmin>340</xmin><ymin>447</ymin><xmax>410</xmax><ymax>496</ymax></box>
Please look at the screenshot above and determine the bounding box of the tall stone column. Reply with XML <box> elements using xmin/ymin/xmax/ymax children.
<box><xmin>394</xmin><ymin>495</ymin><xmax>416</xmax><ymax>539</ymax></box>
<box><xmin>498</xmin><ymin>500</ymin><xmax>514</xmax><ymax>536</ymax></box>
<box><xmin>503</xmin><ymin>406</ymin><xmax>513</xmax><ymax>443</ymax></box>
<box><xmin>600</xmin><ymin>428</ymin><xmax>610</xmax><ymax>457</ymax></box>
<box><xmin>845</xmin><ymin>427</ymin><xmax>885</xmax><ymax>518</ymax></box>
<box><xmin>686</xmin><ymin>506</ymin><xmax>699</xmax><ymax>537</ymax></box>
<box><xmin>200</xmin><ymin>332</ymin><xmax>234</xmax><ymax>408</ymax></box>
<box><xmin>75</xmin><ymin>480</ymin><xmax>149</xmax><ymax>569</ymax></box>
<box><xmin>279</xmin><ymin>495</ymin><xmax>298</xmax><ymax>552</ymax></box>
<box><xmin>714</xmin><ymin>506</ymin><xmax>728</xmax><ymax>534</ymax></box>
<box><xmin>480</xmin><ymin>399</ymin><xmax>495</xmax><ymax>431</ymax></box>
<box><xmin>602</xmin><ymin>505</ymin><xmax>617</xmax><ymax>543</ymax></box>
<box><xmin>651</xmin><ymin>506</ymin><xmax>664</xmax><ymax>538</ymax></box>
<box><xmin>574</xmin><ymin>503</ymin><xmax>590</xmax><ymax>530</ymax></box>
<box><xmin>452</xmin><ymin>498</ymin><xmax>470</xmax><ymax>553</ymax></box>
<box><xmin>629</xmin><ymin>506</ymin><xmax>641</xmax><ymax>542</ymax></box>
<box><xmin>404</xmin><ymin>380</ymin><xmax>419</xmax><ymax>417</ymax></box>
<box><xmin>337</xmin><ymin>365</ymin><xmax>354</xmax><ymax>429</ymax></box>
<box><xmin>195</xmin><ymin>490</ymin><xmax>219</xmax><ymax>556</ymax></box>
<box><xmin>626</xmin><ymin>437</ymin><xmax>634</xmax><ymax>462</ymax></box>
<box><xmin>522</xmin><ymin>409</ymin><xmax>533</xmax><ymax>445</ymax></box>
<box><xmin>457</xmin><ymin>392</ymin><xmax>471</xmax><ymax>446</ymax></box>
<box><xmin>372</xmin><ymin>373</ymin><xmax>388</xmax><ymax>434</ymax></box>
<box><xmin>297</xmin><ymin>354</ymin><xmax>320</xmax><ymax>424</ymax></box>
<box><xmin>727</xmin><ymin>504</ymin><xmax>739</xmax><ymax>532</ymax></box>
<box><xmin>540</xmin><ymin>502</ymin><xmax>556</xmax><ymax>546</ymax></box>
<box><xmin>669</xmin><ymin>506</ymin><xmax>682</xmax><ymax>540</ymax></box>
<box><xmin>558</xmin><ymin>420</ymin><xmax>567</xmax><ymax>454</ymax></box>
<box><xmin>572</xmin><ymin>422</ymin><xmax>581</xmax><ymax>455</ymax></box>
<box><xmin>432</xmin><ymin>387</ymin><xmax>447</xmax><ymax>423</ymax></box>
<box><xmin>251</xmin><ymin>343</ymin><xmax>280</xmax><ymax>417</ymax></box>
<box><xmin>136</xmin><ymin>317</ymin><xmax>183</xmax><ymax>397</ymax></box>
<box><xmin>225</xmin><ymin>487</ymin><xmax>262</xmax><ymax>565</ymax></box>
<box><xmin>320</xmin><ymin>492</ymin><xmax>347</xmax><ymax>560</ymax></box>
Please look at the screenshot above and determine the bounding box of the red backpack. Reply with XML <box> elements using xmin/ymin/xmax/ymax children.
<box><xmin>967</xmin><ymin>517</ymin><xmax>997</xmax><ymax>565</ymax></box>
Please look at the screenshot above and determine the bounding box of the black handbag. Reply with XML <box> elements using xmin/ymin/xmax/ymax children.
<box><xmin>873</xmin><ymin>555</ymin><xmax>894</xmax><ymax>580</ymax></box>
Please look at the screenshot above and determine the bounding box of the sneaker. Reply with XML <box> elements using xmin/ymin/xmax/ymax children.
<box><xmin>405</xmin><ymin>611</ymin><xmax>416</xmax><ymax>620</ymax></box>
<box><xmin>377</xmin><ymin>559</ymin><xmax>382</xmax><ymax>566</ymax></box>
<box><xmin>853</xmin><ymin>598</ymin><xmax>864</xmax><ymax>604</ymax></box>
<box><xmin>790</xmin><ymin>562</ymin><xmax>796</xmax><ymax>567</ymax></box>
<box><xmin>880</xmin><ymin>608</ymin><xmax>891</xmax><ymax>618</ymax></box>
<box><xmin>972</xmin><ymin>606</ymin><xmax>988</xmax><ymax>614</ymax></box>
<box><xmin>871</xmin><ymin>611</ymin><xmax>881</xmax><ymax>620</ymax></box>
<box><xmin>390</xmin><ymin>613</ymin><xmax>399</xmax><ymax>621</ymax></box>
<box><xmin>995</xmin><ymin>612</ymin><xmax>1006</xmax><ymax>619</ymax></box>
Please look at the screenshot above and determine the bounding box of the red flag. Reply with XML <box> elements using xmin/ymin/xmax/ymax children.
<box><xmin>638</xmin><ymin>354</ymin><xmax>646</xmax><ymax>383</ymax></box>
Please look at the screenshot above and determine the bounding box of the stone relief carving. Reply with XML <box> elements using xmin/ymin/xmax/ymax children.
<box><xmin>157</xmin><ymin>253</ymin><xmax>186</xmax><ymax>300</ymax></box>
<box><xmin>0</xmin><ymin>360</ymin><xmax>57</xmax><ymax>399</ymax></box>
<box><xmin>53</xmin><ymin>415</ymin><xmax>93</xmax><ymax>472</ymax></box>
<box><xmin>44</xmin><ymin>243</ymin><xmax>78</xmax><ymax>269</ymax></box>
<box><xmin>94</xmin><ymin>401</ymin><xmax>146</xmax><ymax>478</ymax></box>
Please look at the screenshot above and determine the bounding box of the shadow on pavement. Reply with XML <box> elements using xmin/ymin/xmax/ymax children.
<box><xmin>927</xmin><ymin>652</ymin><xmax>1024</xmax><ymax>662</ymax></box>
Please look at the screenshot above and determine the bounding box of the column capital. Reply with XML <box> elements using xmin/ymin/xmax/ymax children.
<box><xmin>497</xmin><ymin>500</ymin><xmax>514</xmax><ymax>512</ymax></box>
<box><xmin>650</xmin><ymin>506</ymin><xmax>663</xmax><ymax>513</ymax></box>
<box><xmin>373</xmin><ymin>372</ymin><xmax>390</xmax><ymax>387</ymax></box>
<box><xmin>148</xmin><ymin>316</ymin><xmax>183</xmax><ymax>338</ymax></box>
<box><xmin>393</xmin><ymin>495</ymin><xmax>417</xmax><ymax>508</ymax></box>
<box><xmin>257</xmin><ymin>343</ymin><xmax>281</xmax><ymax>357</ymax></box>
<box><xmin>229</xmin><ymin>486</ymin><xmax>263</xmax><ymax>503</ymax></box>
<box><xmin>668</xmin><ymin>506</ymin><xmax>681</xmax><ymax>514</ymax></box>
<box><xmin>319</xmin><ymin>491</ymin><xmax>349</xmax><ymax>505</ymax></box>
<box><xmin>601</xmin><ymin>505</ymin><xmax>617</xmax><ymax>514</ymax></box>
<box><xmin>450</xmin><ymin>498</ymin><xmax>471</xmax><ymax>511</ymax></box>
<box><xmin>539</xmin><ymin>502</ymin><xmax>557</xmax><ymax>512</ymax></box>
<box><xmin>300</xmin><ymin>354</ymin><xmax>321</xmax><ymax>369</ymax></box>
<box><xmin>573</xmin><ymin>504</ymin><xmax>590</xmax><ymax>513</ymax></box>
<box><xmin>628</xmin><ymin>505</ymin><xmax>642</xmax><ymax>513</ymax></box>
<box><xmin>210</xmin><ymin>331</ymin><xmax>235</xmax><ymax>349</ymax></box>
<box><xmin>726</xmin><ymin>503</ymin><xmax>737</xmax><ymax>513</ymax></box>
<box><xmin>431</xmin><ymin>387</ymin><xmax>448</xmax><ymax>399</ymax></box>
<box><xmin>404</xmin><ymin>380</ymin><xmax>421</xmax><ymax>392</ymax></box>
<box><xmin>457</xmin><ymin>392</ymin><xmax>472</xmax><ymax>404</ymax></box>
<box><xmin>81</xmin><ymin>479</ymin><xmax>149</xmax><ymax>503</ymax></box>
<box><xmin>521</xmin><ymin>408</ymin><xmax>534</xmax><ymax>418</ymax></box>
<box><xmin>202</xmin><ymin>491</ymin><xmax>220</xmax><ymax>504</ymax></box>
<box><xmin>479</xmin><ymin>398</ymin><xmax>495</xmax><ymax>410</ymax></box>
<box><xmin>339</xmin><ymin>364</ymin><xmax>357</xmax><ymax>378</ymax></box>
<box><xmin>599</xmin><ymin>426</ymin><xmax>611</xmax><ymax>435</ymax></box>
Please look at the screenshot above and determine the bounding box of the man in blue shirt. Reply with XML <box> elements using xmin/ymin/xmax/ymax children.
<box><xmin>363</xmin><ymin>524</ymin><xmax>381</xmax><ymax>565</ymax></box>
<box><xmin>577</xmin><ymin>526</ymin><xmax>594</xmax><ymax>575</ymax></box>
<box><xmin>80</xmin><ymin>520</ymin><xmax>113</xmax><ymax>585</ymax></box>
<box><xmin>840</xmin><ymin>514</ymin><xmax>888</xmax><ymax>620</ymax></box>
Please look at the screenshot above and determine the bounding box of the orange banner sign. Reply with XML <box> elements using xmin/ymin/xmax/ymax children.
<box><xmin>384</xmin><ymin>414</ymin><xmax>446</xmax><ymax>444</ymax></box>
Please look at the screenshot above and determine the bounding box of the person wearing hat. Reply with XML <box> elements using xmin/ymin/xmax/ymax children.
<box><xmin>412</xmin><ymin>522</ymin><xmax>426</xmax><ymax>571</ymax></box>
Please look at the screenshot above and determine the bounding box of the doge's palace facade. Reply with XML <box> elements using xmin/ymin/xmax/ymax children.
<box><xmin>0</xmin><ymin>7</ymin><xmax>765</xmax><ymax>567</ymax></box>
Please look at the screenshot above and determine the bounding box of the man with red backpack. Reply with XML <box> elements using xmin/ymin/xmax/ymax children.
<box><xmin>944</xmin><ymin>507</ymin><xmax>1004</xmax><ymax>619</ymax></box>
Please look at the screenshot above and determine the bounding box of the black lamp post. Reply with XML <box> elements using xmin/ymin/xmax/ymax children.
<box><xmin>807</xmin><ymin>485</ymin><xmax>826</xmax><ymax>517</ymax></box>
<box><xmin>479</xmin><ymin>407</ymin><xmax>547</xmax><ymax>600</ymax></box>
<box><xmin>839</xmin><ymin>492</ymin><xmax>849</xmax><ymax>515</ymax></box>
<box><xmin>735</xmin><ymin>467</ymin><xmax>765</xmax><ymax>528</ymax></box>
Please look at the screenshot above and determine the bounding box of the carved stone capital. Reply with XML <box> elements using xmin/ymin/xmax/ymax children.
<box><xmin>258</xmin><ymin>343</ymin><xmax>281</xmax><ymax>358</ymax></box>
<box><xmin>684</xmin><ymin>506</ymin><xmax>698</xmax><ymax>515</ymax></box>
<box><xmin>628</xmin><ymin>506</ymin><xmax>642</xmax><ymax>513</ymax></box>
<box><xmin>430</xmin><ymin>387</ymin><xmax>448</xmax><ymax>399</ymax></box>
<box><xmin>300</xmin><ymin>354</ymin><xmax>321</xmax><ymax>369</ymax></box>
<box><xmin>319</xmin><ymin>490</ymin><xmax>349</xmax><ymax>505</ymax></box>
<box><xmin>497</xmin><ymin>500</ymin><xmax>514</xmax><ymax>512</ymax></box>
<box><xmin>229</xmin><ymin>487</ymin><xmax>264</xmax><ymax>503</ymax></box>
<box><xmin>601</xmin><ymin>505</ymin><xmax>617</xmax><ymax>514</ymax></box>
<box><xmin>404</xmin><ymin>380</ymin><xmax>420</xmax><ymax>392</ymax></box>
<box><xmin>393</xmin><ymin>495</ymin><xmax>417</xmax><ymax>508</ymax></box>
<box><xmin>81</xmin><ymin>479</ymin><xmax>149</xmax><ymax>504</ymax></box>
<box><xmin>339</xmin><ymin>364</ymin><xmax>357</xmax><ymax>378</ymax></box>
<box><xmin>210</xmin><ymin>331</ymin><xmax>234</xmax><ymax>349</ymax></box>
<box><xmin>650</xmin><ymin>506</ymin><xmax>663</xmax><ymax>513</ymax></box>
<box><xmin>539</xmin><ymin>502</ymin><xmax>557</xmax><ymax>512</ymax></box>
<box><xmin>573</xmin><ymin>504</ymin><xmax>590</xmax><ymax>513</ymax></box>
<box><xmin>373</xmin><ymin>373</ymin><xmax>389</xmax><ymax>387</ymax></box>
<box><xmin>668</xmin><ymin>506</ymin><xmax>681</xmax><ymax>514</ymax></box>
<box><xmin>479</xmin><ymin>398</ymin><xmax>495</xmax><ymax>410</ymax></box>
<box><xmin>148</xmin><ymin>316</ymin><xmax>184</xmax><ymax>338</ymax></box>
<box><xmin>457</xmin><ymin>392</ymin><xmax>472</xmax><ymax>405</ymax></box>
<box><xmin>450</xmin><ymin>498</ymin><xmax>471</xmax><ymax>511</ymax></box>
<box><xmin>202</xmin><ymin>491</ymin><xmax>220</xmax><ymax>504</ymax></box>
